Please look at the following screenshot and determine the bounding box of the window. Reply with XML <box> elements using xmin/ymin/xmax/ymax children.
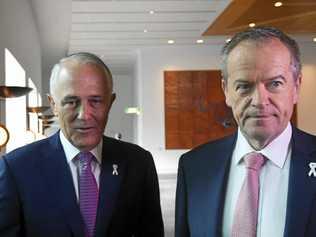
<box><xmin>5</xmin><ymin>48</ymin><xmax>27</xmax><ymax>152</ymax></box>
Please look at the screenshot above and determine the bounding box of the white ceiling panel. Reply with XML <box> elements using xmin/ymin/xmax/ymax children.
<box><xmin>72</xmin><ymin>22</ymin><xmax>205</xmax><ymax>31</ymax></box>
<box><xmin>72</xmin><ymin>13</ymin><xmax>214</xmax><ymax>23</ymax></box>
<box><xmin>31</xmin><ymin>0</ymin><xmax>231</xmax><ymax>76</ymax></box>
<box><xmin>72</xmin><ymin>1</ymin><xmax>221</xmax><ymax>13</ymax></box>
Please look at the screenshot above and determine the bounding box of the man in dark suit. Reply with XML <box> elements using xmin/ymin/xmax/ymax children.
<box><xmin>175</xmin><ymin>26</ymin><xmax>316</xmax><ymax>237</ymax></box>
<box><xmin>0</xmin><ymin>52</ymin><xmax>164</xmax><ymax>237</ymax></box>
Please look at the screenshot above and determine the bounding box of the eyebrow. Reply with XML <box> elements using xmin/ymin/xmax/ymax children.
<box><xmin>263</xmin><ymin>75</ymin><xmax>286</xmax><ymax>83</ymax></box>
<box><xmin>233</xmin><ymin>79</ymin><xmax>250</xmax><ymax>86</ymax></box>
<box><xmin>88</xmin><ymin>95</ymin><xmax>102</xmax><ymax>99</ymax></box>
<box><xmin>62</xmin><ymin>95</ymin><xmax>78</xmax><ymax>101</ymax></box>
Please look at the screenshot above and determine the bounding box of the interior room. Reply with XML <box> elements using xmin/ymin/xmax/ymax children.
<box><xmin>1</xmin><ymin>0</ymin><xmax>316</xmax><ymax>236</ymax></box>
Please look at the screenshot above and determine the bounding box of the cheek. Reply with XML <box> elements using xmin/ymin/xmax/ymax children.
<box><xmin>231</xmin><ymin>97</ymin><xmax>247</xmax><ymax>115</ymax></box>
<box><xmin>59</xmin><ymin>110</ymin><xmax>74</xmax><ymax>126</ymax></box>
<box><xmin>93</xmin><ymin>110</ymin><xmax>108</xmax><ymax>124</ymax></box>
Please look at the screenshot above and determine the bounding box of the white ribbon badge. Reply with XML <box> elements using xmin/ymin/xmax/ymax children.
<box><xmin>112</xmin><ymin>164</ymin><xmax>119</xmax><ymax>176</ymax></box>
<box><xmin>308</xmin><ymin>162</ymin><xmax>316</xmax><ymax>177</ymax></box>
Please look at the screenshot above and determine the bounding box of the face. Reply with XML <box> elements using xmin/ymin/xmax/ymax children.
<box><xmin>49</xmin><ymin>63</ymin><xmax>115</xmax><ymax>151</ymax></box>
<box><xmin>222</xmin><ymin>39</ymin><xmax>301</xmax><ymax>149</ymax></box>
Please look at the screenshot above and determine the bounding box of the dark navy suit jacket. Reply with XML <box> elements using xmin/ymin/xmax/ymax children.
<box><xmin>0</xmin><ymin>132</ymin><xmax>164</xmax><ymax>237</ymax></box>
<box><xmin>175</xmin><ymin>127</ymin><xmax>316</xmax><ymax>237</ymax></box>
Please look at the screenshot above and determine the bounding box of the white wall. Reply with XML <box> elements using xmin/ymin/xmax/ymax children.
<box><xmin>0</xmin><ymin>0</ymin><xmax>42</xmax><ymax>154</ymax></box>
<box><xmin>106</xmin><ymin>74</ymin><xmax>135</xmax><ymax>143</ymax></box>
<box><xmin>137</xmin><ymin>45</ymin><xmax>223</xmax><ymax>174</ymax></box>
<box><xmin>0</xmin><ymin>0</ymin><xmax>42</xmax><ymax>92</ymax></box>
<box><xmin>137</xmin><ymin>43</ymin><xmax>316</xmax><ymax>174</ymax></box>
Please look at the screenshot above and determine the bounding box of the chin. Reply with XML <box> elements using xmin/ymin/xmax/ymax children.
<box><xmin>75</xmin><ymin>139</ymin><xmax>100</xmax><ymax>150</ymax></box>
<box><xmin>245</xmin><ymin>127</ymin><xmax>273</xmax><ymax>140</ymax></box>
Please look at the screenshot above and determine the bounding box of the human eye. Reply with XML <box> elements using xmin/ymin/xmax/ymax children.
<box><xmin>235</xmin><ymin>82</ymin><xmax>251</xmax><ymax>94</ymax></box>
<box><xmin>267</xmin><ymin>78</ymin><xmax>284</xmax><ymax>91</ymax></box>
<box><xmin>62</xmin><ymin>97</ymin><xmax>78</xmax><ymax>108</ymax></box>
<box><xmin>89</xmin><ymin>97</ymin><xmax>103</xmax><ymax>107</ymax></box>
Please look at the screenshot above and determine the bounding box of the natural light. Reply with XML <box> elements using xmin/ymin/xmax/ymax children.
<box><xmin>5</xmin><ymin>48</ymin><xmax>27</xmax><ymax>152</ymax></box>
<box><xmin>26</xmin><ymin>78</ymin><xmax>38</xmax><ymax>143</ymax></box>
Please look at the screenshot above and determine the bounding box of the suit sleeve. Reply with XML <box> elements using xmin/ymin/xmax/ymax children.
<box><xmin>0</xmin><ymin>157</ymin><xmax>22</xmax><ymax>237</ymax></box>
<box><xmin>136</xmin><ymin>151</ymin><xmax>164</xmax><ymax>237</ymax></box>
<box><xmin>175</xmin><ymin>155</ymin><xmax>190</xmax><ymax>237</ymax></box>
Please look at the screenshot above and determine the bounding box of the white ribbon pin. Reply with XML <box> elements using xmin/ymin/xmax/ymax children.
<box><xmin>308</xmin><ymin>162</ymin><xmax>316</xmax><ymax>177</ymax></box>
<box><xmin>112</xmin><ymin>164</ymin><xmax>119</xmax><ymax>176</ymax></box>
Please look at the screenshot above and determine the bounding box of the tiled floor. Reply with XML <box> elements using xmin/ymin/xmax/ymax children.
<box><xmin>159</xmin><ymin>174</ymin><xmax>177</xmax><ymax>237</ymax></box>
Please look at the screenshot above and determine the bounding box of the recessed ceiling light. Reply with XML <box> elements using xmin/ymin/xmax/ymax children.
<box><xmin>196</xmin><ymin>39</ymin><xmax>204</xmax><ymax>44</ymax></box>
<box><xmin>226</xmin><ymin>38</ymin><xmax>231</xmax><ymax>43</ymax></box>
<box><xmin>149</xmin><ymin>10</ymin><xmax>155</xmax><ymax>14</ymax></box>
<box><xmin>168</xmin><ymin>40</ymin><xmax>175</xmax><ymax>44</ymax></box>
<box><xmin>144</xmin><ymin>29</ymin><xmax>148</xmax><ymax>33</ymax></box>
<box><xmin>313</xmin><ymin>37</ymin><xmax>316</xmax><ymax>42</ymax></box>
<box><xmin>249</xmin><ymin>23</ymin><xmax>256</xmax><ymax>28</ymax></box>
<box><xmin>274</xmin><ymin>1</ymin><xmax>283</xmax><ymax>7</ymax></box>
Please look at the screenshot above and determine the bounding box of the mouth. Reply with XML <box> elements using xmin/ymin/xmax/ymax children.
<box><xmin>74</xmin><ymin>127</ymin><xmax>96</xmax><ymax>133</ymax></box>
<box><xmin>250</xmin><ymin>115</ymin><xmax>270</xmax><ymax>119</ymax></box>
<box><xmin>245</xmin><ymin>114</ymin><xmax>276</xmax><ymax>126</ymax></box>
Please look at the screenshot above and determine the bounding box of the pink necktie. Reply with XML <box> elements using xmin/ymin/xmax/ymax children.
<box><xmin>78</xmin><ymin>152</ymin><xmax>99</xmax><ymax>237</ymax></box>
<box><xmin>231</xmin><ymin>152</ymin><xmax>266</xmax><ymax>237</ymax></box>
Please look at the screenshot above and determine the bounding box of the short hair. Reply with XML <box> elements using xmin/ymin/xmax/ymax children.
<box><xmin>49</xmin><ymin>52</ymin><xmax>113</xmax><ymax>97</ymax></box>
<box><xmin>221</xmin><ymin>26</ymin><xmax>301</xmax><ymax>81</ymax></box>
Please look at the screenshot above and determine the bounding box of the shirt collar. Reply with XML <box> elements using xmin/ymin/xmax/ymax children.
<box><xmin>59</xmin><ymin>130</ymin><xmax>103</xmax><ymax>164</ymax></box>
<box><xmin>234</xmin><ymin>123</ymin><xmax>292</xmax><ymax>168</ymax></box>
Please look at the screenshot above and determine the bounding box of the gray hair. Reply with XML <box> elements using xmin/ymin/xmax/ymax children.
<box><xmin>221</xmin><ymin>26</ymin><xmax>301</xmax><ymax>81</ymax></box>
<box><xmin>49</xmin><ymin>52</ymin><xmax>113</xmax><ymax>97</ymax></box>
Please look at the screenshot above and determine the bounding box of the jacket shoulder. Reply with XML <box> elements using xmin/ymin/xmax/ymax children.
<box><xmin>3</xmin><ymin>135</ymin><xmax>54</xmax><ymax>162</ymax></box>
<box><xmin>103</xmin><ymin>136</ymin><xmax>150</xmax><ymax>154</ymax></box>
<box><xmin>179</xmin><ymin>133</ymin><xmax>236</xmax><ymax>165</ymax></box>
<box><xmin>292</xmin><ymin>127</ymin><xmax>316</xmax><ymax>154</ymax></box>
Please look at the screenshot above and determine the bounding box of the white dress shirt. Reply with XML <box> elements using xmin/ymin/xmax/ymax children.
<box><xmin>59</xmin><ymin>131</ymin><xmax>103</xmax><ymax>200</ymax></box>
<box><xmin>222</xmin><ymin>123</ymin><xmax>292</xmax><ymax>237</ymax></box>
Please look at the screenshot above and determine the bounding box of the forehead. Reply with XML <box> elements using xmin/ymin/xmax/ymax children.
<box><xmin>55</xmin><ymin>63</ymin><xmax>110</xmax><ymax>98</ymax></box>
<box><xmin>226</xmin><ymin>39</ymin><xmax>292</xmax><ymax>79</ymax></box>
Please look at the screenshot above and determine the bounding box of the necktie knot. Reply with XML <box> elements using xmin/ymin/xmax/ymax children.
<box><xmin>244</xmin><ymin>152</ymin><xmax>266</xmax><ymax>171</ymax></box>
<box><xmin>78</xmin><ymin>152</ymin><xmax>94</xmax><ymax>169</ymax></box>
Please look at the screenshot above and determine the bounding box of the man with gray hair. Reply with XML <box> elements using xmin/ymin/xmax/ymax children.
<box><xmin>0</xmin><ymin>52</ymin><xmax>164</xmax><ymax>237</ymax></box>
<box><xmin>175</xmin><ymin>26</ymin><xmax>316</xmax><ymax>237</ymax></box>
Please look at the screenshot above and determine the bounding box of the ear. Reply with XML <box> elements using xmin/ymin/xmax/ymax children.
<box><xmin>293</xmin><ymin>74</ymin><xmax>302</xmax><ymax>104</ymax></box>
<box><xmin>47</xmin><ymin>94</ymin><xmax>58</xmax><ymax>116</ymax></box>
<box><xmin>221</xmin><ymin>79</ymin><xmax>232</xmax><ymax>107</ymax></box>
<box><xmin>107</xmin><ymin>93</ymin><xmax>116</xmax><ymax>112</ymax></box>
<box><xmin>111</xmin><ymin>93</ymin><xmax>116</xmax><ymax>105</ymax></box>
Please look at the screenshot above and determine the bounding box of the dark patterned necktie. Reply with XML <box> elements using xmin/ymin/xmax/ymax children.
<box><xmin>78</xmin><ymin>152</ymin><xmax>99</xmax><ymax>237</ymax></box>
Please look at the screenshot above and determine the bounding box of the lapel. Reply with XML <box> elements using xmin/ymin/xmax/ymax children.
<box><xmin>192</xmin><ymin>134</ymin><xmax>236</xmax><ymax>236</ymax></box>
<box><xmin>95</xmin><ymin>137</ymin><xmax>126</xmax><ymax>237</ymax></box>
<box><xmin>284</xmin><ymin>127</ymin><xmax>316</xmax><ymax>237</ymax></box>
<box><xmin>39</xmin><ymin>132</ymin><xmax>85</xmax><ymax>237</ymax></box>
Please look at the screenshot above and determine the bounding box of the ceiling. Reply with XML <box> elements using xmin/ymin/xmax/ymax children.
<box><xmin>30</xmin><ymin>0</ymin><xmax>230</xmax><ymax>76</ymax></box>
<box><xmin>30</xmin><ymin>0</ymin><xmax>316</xmax><ymax>79</ymax></box>
<box><xmin>204</xmin><ymin>0</ymin><xmax>316</xmax><ymax>35</ymax></box>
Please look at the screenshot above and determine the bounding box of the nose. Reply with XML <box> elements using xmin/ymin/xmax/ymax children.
<box><xmin>251</xmin><ymin>84</ymin><xmax>269</xmax><ymax>107</ymax></box>
<box><xmin>77</xmin><ymin>101</ymin><xmax>92</xmax><ymax>120</ymax></box>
